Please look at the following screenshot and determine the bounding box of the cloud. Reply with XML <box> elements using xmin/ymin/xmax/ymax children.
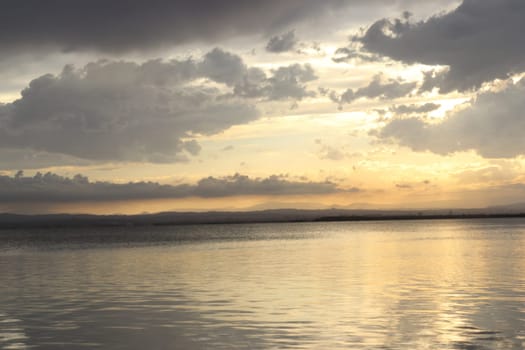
<box><xmin>0</xmin><ymin>49</ymin><xmax>317</xmax><ymax>163</ymax></box>
<box><xmin>182</xmin><ymin>140</ymin><xmax>202</xmax><ymax>156</ymax></box>
<box><xmin>0</xmin><ymin>171</ymin><xmax>346</xmax><ymax>202</ymax></box>
<box><xmin>0</xmin><ymin>60</ymin><xmax>255</xmax><ymax>163</ymax></box>
<box><xmin>266</xmin><ymin>31</ymin><xmax>298</xmax><ymax>53</ymax></box>
<box><xmin>332</xmin><ymin>46</ymin><xmax>383</xmax><ymax>63</ymax></box>
<box><xmin>318</xmin><ymin>145</ymin><xmax>346</xmax><ymax>161</ymax></box>
<box><xmin>264</xmin><ymin>64</ymin><xmax>318</xmax><ymax>100</ymax></box>
<box><xmin>233</xmin><ymin>63</ymin><xmax>317</xmax><ymax>100</ymax></box>
<box><xmin>419</xmin><ymin>69</ymin><xmax>448</xmax><ymax>93</ymax></box>
<box><xmin>390</xmin><ymin>103</ymin><xmax>440</xmax><ymax>114</ymax></box>
<box><xmin>327</xmin><ymin>74</ymin><xmax>416</xmax><ymax>106</ymax></box>
<box><xmin>352</xmin><ymin>0</ymin><xmax>525</xmax><ymax>92</ymax></box>
<box><xmin>193</xmin><ymin>174</ymin><xmax>342</xmax><ymax>197</ymax></box>
<box><xmin>200</xmin><ymin>48</ymin><xmax>317</xmax><ymax>100</ymax></box>
<box><xmin>0</xmin><ymin>0</ymin><xmax>349</xmax><ymax>55</ymax></box>
<box><xmin>315</xmin><ymin>139</ymin><xmax>356</xmax><ymax>161</ymax></box>
<box><xmin>395</xmin><ymin>183</ymin><xmax>412</xmax><ymax>189</ymax></box>
<box><xmin>374</xmin><ymin>79</ymin><xmax>525</xmax><ymax>158</ymax></box>
<box><xmin>199</xmin><ymin>49</ymin><xmax>246</xmax><ymax>86</ymax></box>
<box><xmin>0</xmin><ymin>148</ymin><xmax>94</xmax><ymax>171</ymax></box>
<box><xmin>454</xmin><ymin>164</ymin><xmax>519</xmax><ymax>185</ymax></box>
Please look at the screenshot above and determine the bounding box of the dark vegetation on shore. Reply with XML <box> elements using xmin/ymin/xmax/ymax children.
<box><xmin>2</xmin><ymin>207</ymin><xmax>525</xmax><ymax>229</ymax></box>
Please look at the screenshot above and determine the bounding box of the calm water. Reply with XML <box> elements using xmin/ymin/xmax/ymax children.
<box><xmin>1</xmin><ymin>219</ymin><xmax>525</xmax><ymax>349</ymax></box>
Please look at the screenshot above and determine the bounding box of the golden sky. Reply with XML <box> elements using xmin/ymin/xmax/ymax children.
<box><xmin>2</xmin><ymin>0</ymin><xmax>525</xmax><ymax>214</ymax></box>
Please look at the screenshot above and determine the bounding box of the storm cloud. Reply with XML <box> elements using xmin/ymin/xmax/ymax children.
<box><xmin>0</xmin><ymin>0</ymin><xmax>348</xmax><ymax>55</ymax></box>
<box><xmin>375</xmin><ymin>79</ymin><xmax>525</xmax><ymax>158</ymax></box>
<box><xmin>0</xmin><ymin>172</ymin><xmax>344</xmax><ymax>202</ymax></box>
<box><xmin>0</xmin><ymin>49</ymin><xmax>317</xmax><ymax>163</ymax></box>
<box><xmin>352</xmin><ymin>0</ymin><xmax>525</xmax><ymax>92</ymax></box>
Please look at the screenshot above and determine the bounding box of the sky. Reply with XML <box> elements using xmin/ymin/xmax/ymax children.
<box><xmin>2</xmin><ymin>0</ymin><xmax>525</xmax><ymax>214</ymax></box>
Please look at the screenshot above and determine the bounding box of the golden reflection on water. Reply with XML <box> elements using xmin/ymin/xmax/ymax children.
<box><xmin>1</xmin><ymin>219</ymin><xmax>525</xmax><ymax>349</ymax></box>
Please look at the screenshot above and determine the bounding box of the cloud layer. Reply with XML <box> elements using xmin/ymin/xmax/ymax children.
<box><xmin>0</xmin><ymin>171</ymin><xmax>344</xmax><ymax>202</ymax></box>
<box><xmin>352</xmin><ymin>0</ymin><xmax>525</xmax><ymax>92</ymax></box>
<box><xmin>0</xmin><ymin>0</ymin><xmax>348</xmax><ymax>54</ymax></box>
<box><xmin>375</xmin><ymin>79</ymin><xmax>525</xmax><ymax>158</ymax></box>
<box><xmin>0</xmin><ymin>49</ymin><xmax>317</xmax><ymax>163</ymax></box>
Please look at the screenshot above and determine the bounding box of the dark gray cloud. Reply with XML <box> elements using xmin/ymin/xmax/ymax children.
<box><xmin>233</xmin><ymin>63</ymin><xmax>317</xmax><ymax>100</ymax></box>
<box><xmin>193</xmin><ymin>174</ymin><xmax>342</xmax><ymax>198</ymax></box>
<box><xmin>332</xmin><ymin>46</ymin><xmax>383</xmax><ymax>63</ymax></box>
<box><xmin>351</xmin><ymin>0</ymin><xmax>525</xmax><ymax>92</ymax></box>
<box><xmin>266</xmin><ymin>31</ymin><xmax>298</xmax><ymax>53</ymax></box>
<box><xmin>200</xmin><ymin>49</ymin><xmax>246</xmax><ymax>86</ymax></box>
<box><xmin>182</xmin><ymin>140</ymin><xmax>202</xmax><ymax>156</ymax></box>
<box><xmin>327</xmin><ymin>74</ymin><xmax>416</xmax><ymax>106</ymax></box>
<box><xmin>374</xmin><ymin>79</ymin><xmax>525</xmax><ymax>158</ymax></box>
<box><xmin>390</xmin><ymin>103</ymin><xmax>440</xmax><ymax>114</ymax></box>
<box><xmin>0</xmin><ymin>49</ymin><xmax>317</xmax><ymax>163</ymax></box>
<box><xmin>200</xmin><ymin>48</ymin><xmax>317</xmax><ymax>100</ymax></box>
<box><xmin>0</xmin><ymin>59</ymin><xmax>255</xmax><ymax>163</ymax></box>
<box><xmin>0</xmin><ymin>0</ymin><xmax>348</xmax><ymax>55</ymax></box>
<box><xmin>419</xmin><ymin>69</ymin><xmax>448</xmax><ymax>93</ymax></box>
<box><xmin>0</xmin><ymin>0</ymin><xmax>465</xmax><ymax>58</ymax></box>
<box><xmin>0</xmin><ymin>148</ymin><xmax>94</xmax><ymax>171</ymax></box>
<box><xmin>265</xmin><ymin>64</ymin><xmax>317</xmax><ymax>100</ymax></box>
<box><xmin>0</xmin><ymin>171</ymin><xmax>345</xmax><ymax>202</ymax></box>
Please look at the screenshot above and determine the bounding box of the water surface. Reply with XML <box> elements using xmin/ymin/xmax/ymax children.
<box><xmin>1</xmin><ymin>219</ymin><xmax>525</xmax><ymax>349</ymax></box>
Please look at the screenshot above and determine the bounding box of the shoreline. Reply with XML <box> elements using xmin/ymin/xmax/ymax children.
<box><xmin>2</xmin><ymin>211</ymin><xmax>525</xmax><ymax>229</ymax></box>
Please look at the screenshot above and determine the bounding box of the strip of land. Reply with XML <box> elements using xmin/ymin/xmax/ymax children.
<box><xmin>2</xmin><ymin>207</ymin><xmax>525</xmax><ymax>229</ymax></box>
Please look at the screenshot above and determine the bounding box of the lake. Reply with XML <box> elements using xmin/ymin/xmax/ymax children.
<box><xmin>1</xmin><ymin>219</ymin><xmax>525</xmax><ymax>349</ymax></box>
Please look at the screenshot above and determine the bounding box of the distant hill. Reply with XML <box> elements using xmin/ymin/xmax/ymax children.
<box><xmin>2</xmin><ymin>204</ymin><xmax>525</xmax><ymax>229</ymax></box>
<box><xmin>487</xmin><ymin>202</ymin><xmax>525</xmax><ymax>212</ymax></box>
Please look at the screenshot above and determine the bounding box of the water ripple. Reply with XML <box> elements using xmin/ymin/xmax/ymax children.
<box><xmin>1</xmin><ymin>219</ymin><xmax>525</xmax><ymax>349</ymax></box>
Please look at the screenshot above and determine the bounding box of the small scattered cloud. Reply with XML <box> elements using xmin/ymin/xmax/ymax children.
<box><xmin>266</xmin><ymin>30</ymin><xmax>298</xmax><ymax>53</ymax></box>
<box><xmin>332</xmin><ymin>42</ymin><xmax>384</xmax><ymax>63</ymax></box>
<box><xmin>390</xmin><ymin>103</ymin><xmax>440</xmax><ymax>115</ymax></box>
<box><xmin>325</xmin><ymin>74</ymin><xmax>417</xmax><ymax>107</ymax></box>
<box><xmin>319</xmin><ymin>145</ymin><xmax>346</xmax><ymax>161</ymax></box>
<box><xmin>395</xmin><ymin>183</ymin><xmax>412</xmax><ymax>189</ymax></box>
<box><xmin>396</xmin><ymin>180</ymin><xmax>433</xmax><ymax>190</ymax></box>
<box><xmin>315</xmin><ymin>139</ymin><xmax>358</xmax><ymax>161</ymax></box>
